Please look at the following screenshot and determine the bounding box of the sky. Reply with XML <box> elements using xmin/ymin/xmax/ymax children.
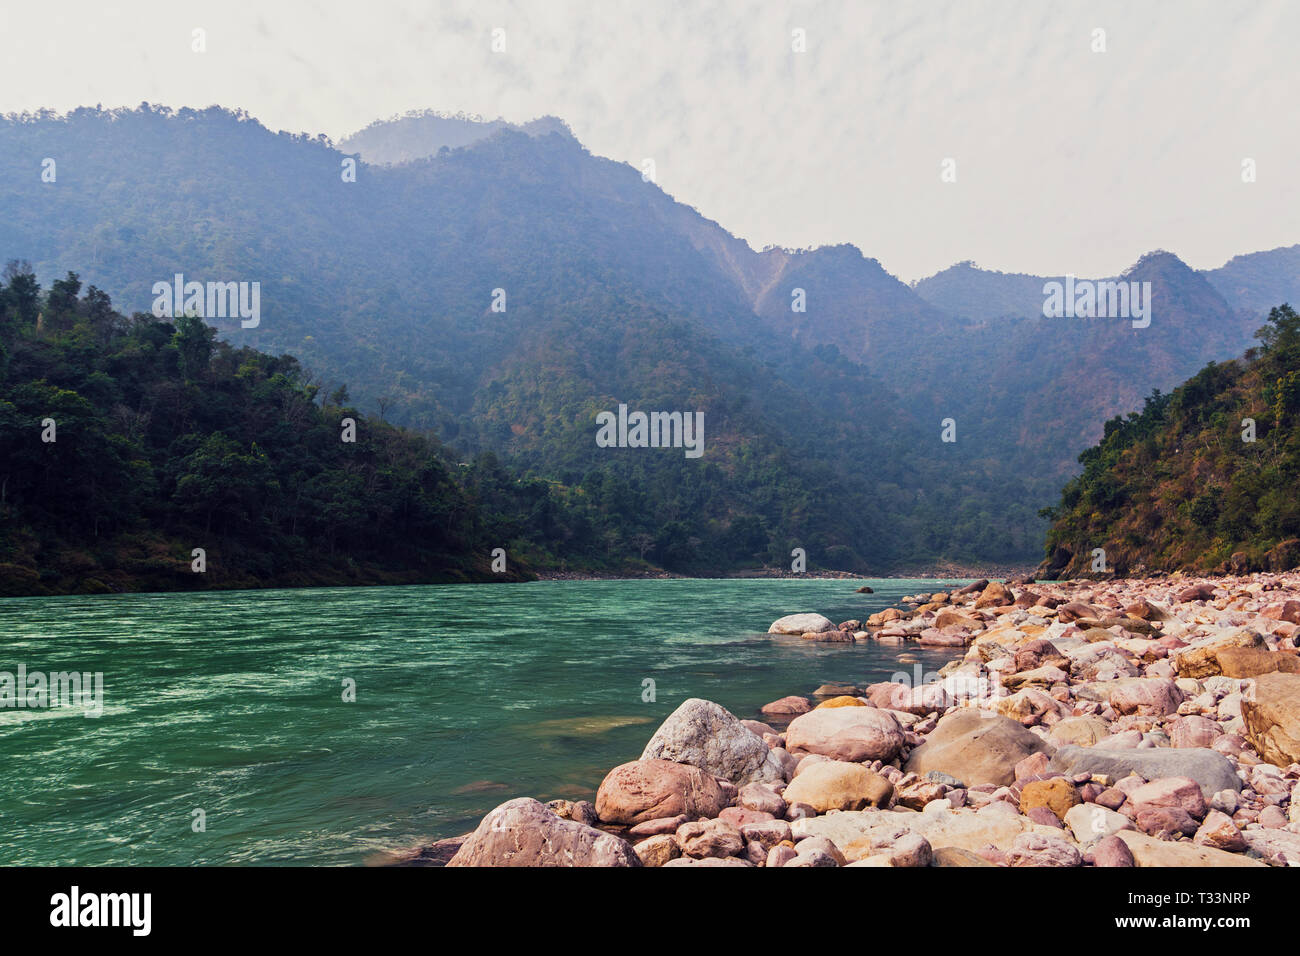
<box><xmin>1</xmin><ymin>0</ymin><xmax>1295</xmax><ymax>281</ymax></box>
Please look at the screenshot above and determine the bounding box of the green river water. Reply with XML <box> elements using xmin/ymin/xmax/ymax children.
<box><xmin>0</xmin><ymin>578</ymin><xmax>967</xmax><ymax>865</ymax></box>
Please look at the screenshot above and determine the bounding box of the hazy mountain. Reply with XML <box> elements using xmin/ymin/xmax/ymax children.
<box><xmin>339</xmin><ymin>111</ymin><xmax>575</xmax><ymax>165</ymax></box>
<box><xmin>1</xmin><ymin>105</ymin><xmax>1293</xmax><ymax>568</ymax></box>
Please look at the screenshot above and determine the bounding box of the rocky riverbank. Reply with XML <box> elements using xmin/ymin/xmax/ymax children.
<box><xmin>418</xmin><ymin>572</ymin><xmax>1300</xmax><ymax>867</ymax></box>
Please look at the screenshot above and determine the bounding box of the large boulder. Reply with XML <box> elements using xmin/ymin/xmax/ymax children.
<box><xmin>1047</xmin><ymin>745</ymin><xmax>1241</xmax><ymax>798</ymax></box>
<box><xmin>768</xmin><ymin>613</ymin><xmax>835</xmax><ymax>635</ymax></box>
<box><xmin>448</xmin><ymin>798</ymin><xmax>641</xmax><ymax>867</ymax></box>
<box><xmin>903</xmin><ymin>710</ymin><xmax>1054</xmax><ymax>787</ymax></box>
<box><xmin>1241</xmin><ymin>672</ymin><xmax>1300</xmax><ymax>768</ymax></box>
<box><xmin>1174</xmin><ymin>628</ymin><xmax>1265</xmax><ymax>679</ymax></box>
<box><xmin>781</xmin><ymin>760</ymin><xmax>894</xmax><ymax>812</ymax></box>
<box><xmin>1106</xmin><ymin>677</ymin><xmax>1183</xmax><ymax>716</ymax></box>
<box><xmin>594</xmin><ymin>759</ymin><xmax>728</xmax><ymax>825</ymax></box>
<box><xmin>640</xmin><ymin>698</ymin><xmax>786</xmax><ymax>784</ymax></box>
<box><xmin>785</xmin><ymin>706</ymin><xmax>906</xmax><ymax>762</ymax></box>
<box><xmin>1114</xmin><ymin>830</ymin><xmax>1263</xmax><ymax>867</ymax></box>
<box><xmin>793</xmin><ymin>804</ymin><xmax>1056</xmax><ymax>857</ymax></box>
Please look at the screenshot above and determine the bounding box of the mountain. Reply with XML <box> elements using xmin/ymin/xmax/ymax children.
<box><xmin>0</xmin><ymin>267</ymin><xmax>536</xmax><ymax>595</ymax></box>
<box><xmin>1038</xmin><ymin>304</ymin><xmax>1300</xmax><ymax>578</ymax></box>
<box><xmin>338</xmin><ymin>111</ymin><xmax>575</xmax><ymax>165</ymax></box>
<box><xmin>0</xmin><ymin>104</ymin><xmax>1294</xmax><ymax>571</ymax></box>
<box><xmin>1204</xmin><ymin>245</ymin><xmax>1300</xmax><ymax>316</ymax></box>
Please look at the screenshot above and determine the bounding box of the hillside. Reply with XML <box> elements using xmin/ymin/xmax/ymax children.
<box><xmin>0</xmin><ymin>266</ymin><xmax>544</xmax><ymax>595</ymax></box>
<box><xmin>1</xmin><ymin>105</ymin><xmax>1295</xmax><ymax>570</ymax></box>
<box><xmin>1038</xmin><ymin>304</ymin><xmax>1300</xmax><ymax>578</ymax></box>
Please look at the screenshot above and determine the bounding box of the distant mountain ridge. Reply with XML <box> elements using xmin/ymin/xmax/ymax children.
<box><xmin>1</xmin><ymin>104</ymin><xmax>1294</xmax><ymax>569</ymax></box>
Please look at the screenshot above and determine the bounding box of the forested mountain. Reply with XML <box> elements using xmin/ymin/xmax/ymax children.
<box><xmin>0</xmin><ymin>105</ymin><xmax>1294</xmax><ymax>573</ymax></box>
<box><xmin>0</xmin><ymin>268</ymin><xmax>537</xmax><ymax>595</ymax></box>
<box><xmin>1038</xmin><ymin>304</ymin><xmax>1300</xmax><ymax>578</ymax></box>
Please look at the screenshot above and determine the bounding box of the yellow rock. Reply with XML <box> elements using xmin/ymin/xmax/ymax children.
<box><xmin>817</xmin><ymin>695</ymin><xmax>867</xmax><ymax>708</ymax></box>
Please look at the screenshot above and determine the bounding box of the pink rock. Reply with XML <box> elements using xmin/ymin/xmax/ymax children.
<box><xmin>745</xmin><ymin>840</ymin><xmax>769</xmax><ymax>865</ymax></box>
<box><xmin>1026</xmin><ymin>806</ymin><xmax>1065</xmax><ymax>828</ymax></box>
<box><xmin>760</xmin><ymin>695</ymin><xmax>811</xmax><ymax>716</ymax></box>
<box><xmin>1169</xmin><ymin>715</ymin><xmax>1224</xmax><ymax>749</ymax></box>
<box><xmin>784</xmin><ymin>706</ymin><xmax>907</xmax><ymax>763</ymax></box>
<box><xmin>1128</xmin><ymin>777</ymin><xmax>1209</xmax><ymax>820</ymax></box>
<box><xmin>595</xmin><ymin>759</ymin><xmax>728</xmax><ymax>825</ymax></box>
<box><xmin>1094</xmin><ymin>787</ymin><xmax>1128</xmax><ymax>810</ymax></box>
<box><xmin>887</xmin><ymin>683</ymin><xmax>953</xmax><ymax>715</ymax></box>
<box><xmin>785</xmin><ymin>802</ymin><xmax>817</xmax><ymax>821</ymax></box>
<box><xmin>766</xmin><ymin>844</ymin><xmax>797</xmax><ymax>867</ymax></box>
<box><xmin>1136</xmin><ymin>806</ymin><xmax>1199</xmax><ymax>837</ymax></box>
<box><xmin>1193</xmin><ymin>810</ymin><xmax>1248</xmax><ymax>851</ymax></box>
<box><xmin>627</xmin><ymin>814</ymin><xmax>688</xmax><ymax>837</ymax></box>
<box><xmin>1091</xmin><ymin>834</ymin><xmax>1136</xmax><ymax>867</ymax></box>
<box><xmin>740</xmin><ymin>819</ymin><xmax>792</xmax><ymax>849</ymax></box>
<box><xmin>1006</xmin><ymin>832</ymin><xmax>1082</xmax><ymax>867</ymax></box>
<box><xmin>1014</xmin><ymin>752</ymin><xmax>1051</xmax><ymax>782</ymax></box>
<box><xmin>1258</xmin><ymin>805</ymin><xmax>1288</xmax><ymax>828</ymax></box>
<box><xmin>1109</xmin><ymin>678</ymin><xmax>1183</xmax><ymax>717</ymax></box>
<box><xmin>738</xmin><ymin>782</ymin><xmax>787</xmax><ymax>816</ymax></box>
<box><xmin>675</xmin><ymin>818</ymin><xmax>744</xmax><ymax>859</ymax></box>
<box><xmin>718</xmin><ymin>806</ymin><xmax>774</xmax><ymax>827</ymax></box>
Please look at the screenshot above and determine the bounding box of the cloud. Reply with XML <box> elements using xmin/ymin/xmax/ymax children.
<box><xmin>1</xmin><ymin>0</ymin><xmax>1294</xmax><ymax>280</ymax></box>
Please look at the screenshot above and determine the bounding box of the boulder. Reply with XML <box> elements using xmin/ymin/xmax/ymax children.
<box><xmin>1048</xmin><ymin>715</ymin><xmax>1112</xmax><ymax>748</ymax></box>
<box><xmin>738</xmin><ymin>782</ymin><xmax>787</xmax><ymax>817</ymax></box>
<box><xmin>768</xmin><ymin>613</ymin><xmax>835</xmax><ymax>635</ymax></box>
<box><xmin>1064</xmin><ymin>803</ymin><xmax>1133</xmax><ymax>844</ymax></box>
<box><xmin>1193</xmin><ymin>810</ymin><xmax>1248</xmax><ymax>852</ymax></box>
<box><xmin>904</xmin><ymin>710</ymin><xmax>1054</xmax><ymax>787</ymax></box>
<box><xmin>675</xmin><ymin>818</ymin><xmax>744</xmax><ymax>859</ymax></box>
<box><xmin>1018</xmin><ymin>778</ymin><xmax>1080</xmax><ymax>822</ymax></box>
<box><xmin>1114</xmin><ymin>830</ymin><xmax>1263</xmax><ymax>867</ymax></box>
<box><xmin>739</xmin><ymin>819</ymin><xmax>792</xmax><ymax>850</ymax></box>
<box><xmin>1091</xmin><ymin>834</ymin><xmax>1136</xmax><ymax>867</ymax></box>
<box><xmin>1006</xmin><ymin>832</ymin><xmax>1082</xmax><ymax>867</ymax></box>
<box><xmin>448</xmin><ymin>798</ymin><xmax>641</xmax><ymax>867</ymax></box>
<box><xmin>793</xmin><ymin>804</ymin><xmax>1056</xmax><ymax>856</ymax></box>
<box><xmin>974</xmin><ymin>581</ymin><xmax>1014</xmax><ymax>608</ymax></box>
<box><xmin>1173</xmin><ymin>627</ymin><xmax>1264</xmax><ymax>678</ymax></box>
<box><xmin>1240</xmin><ymin>671</ymin><xmax>1300</xmax><ymax>767</ymax></box>
<box><xmin>595</xmin><ymin>759</ymin><xmax>728</xmax><ymax>825</ymax></box>
<box><xmin>1107</xmin><ymin>677</ymin><xmax>1183</xmax><ymax>716</ymax></box>
<box><xmin>1168</xmin><ymin>714</ymin><xmax>1223</xmax><ymax>749</ymax></box>
<box><xmin>760</xmin><ymin>695</ymin><xmax>812</xmax><ymax>716</ymax></box>
<box><xmin>634</xmin><ymin>833</ymin><xmax>680</xmax><ymax>866</ymax></box>
<box><xmin>782</xmin><ymin>760</ymin><xmax>894</xmax><ymax>812</ymax></box>
<box><xmin>816</xmin><ymin>695</ymin><xmax>867</xmax><ymax>708</ymax></box>
<box><xmin>785</xmin><ymin>706</ymin><xmax>906</xmax><ymax>762</ymax></box>
<box><xmin>1047</xmin><ymin>745</ymin><xmax>1241</xmax><ymax>798</ymax></box>
<box><xmin>1215</xmin><ymin>647</ymin><xmax>1300</xmax><ymax>678</ymax></box>
<box><xmin>640</xmin><ymin>698</ymin><xmax>786</xmax><ymax>784</ymax></box>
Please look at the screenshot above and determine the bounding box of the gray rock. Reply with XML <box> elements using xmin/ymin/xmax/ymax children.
<box><xmin>1047</xmin><ymin>745</ymin><xmax>1241</xmax><ymax>798</ymax></box>
<box><xmin>641</xmin><ymin>698</ymin><xmax>786</xmax><ymax>784</ymax></box>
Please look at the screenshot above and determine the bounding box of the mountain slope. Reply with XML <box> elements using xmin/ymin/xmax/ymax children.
<box><xmin>1038</xmin><ymin>304</ymin><xmax>1300</xmax><ymax>578</ymax></box>
<box><xmin>1</xmin><ymin>105</ymin><xmax>1294</xmax><ymax>569</ymax></box>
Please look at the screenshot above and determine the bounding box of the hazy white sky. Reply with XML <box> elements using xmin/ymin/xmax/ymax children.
<box><xmin>2</xmin><ymin>0</ymin><xmax>1295</xmax><ymax>280</ymax></box>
